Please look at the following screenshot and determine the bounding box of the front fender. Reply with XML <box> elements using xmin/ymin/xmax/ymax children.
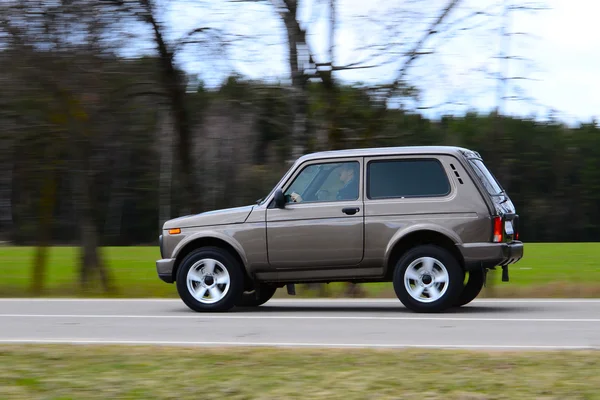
<box><xmin>172</xmin><ymin>230</ymin><xmax>249</xmax><ymax>269</ymax></box>
<box><xmin>383</xmin><ymin>223</ymin><xmax>463</xmax><ymax>266</ymax></box>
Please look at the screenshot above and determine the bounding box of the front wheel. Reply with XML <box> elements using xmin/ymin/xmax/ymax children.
<box><xmin>393</xmin><ymin>245</ymin><xmax>464</xmax><ymax>313</ymax></box>
<box><xmin>176</xmin><ymin>247</ymin><xmax>244</xmax><ymax>312</ymax></box>
<box><xmin>235</xmin><ymin>286</ymin><xmax>277</xmax><ymax>307</ymax></box>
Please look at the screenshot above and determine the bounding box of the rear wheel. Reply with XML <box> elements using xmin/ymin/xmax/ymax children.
<box><xmin>393</xmin><ymin>245</ymin><xmax>464</xmax><ymax>313</ymax></box>
<box><xmin>454</xmin><ymin>269</ymin><xmax>485</xmax><ymax>307</ymax></box>
<box><xmin>176</xmin><ymin>246</ymin><xmax>244</xmax><ymax>312</ymax></box>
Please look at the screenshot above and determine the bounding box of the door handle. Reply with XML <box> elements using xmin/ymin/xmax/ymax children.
<box><xmin>342</xmin><ymin>207</ymin><xmax>360</xmax><ymax>215</ymax></box>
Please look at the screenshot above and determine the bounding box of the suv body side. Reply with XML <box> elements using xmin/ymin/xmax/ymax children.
<box><xmin>156</xmin><ymin>146</ymin><xmax>522</xmax><ymax>287</ymax></box>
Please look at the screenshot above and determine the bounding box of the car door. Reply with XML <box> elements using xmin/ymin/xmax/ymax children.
<box><xmin>266</xmin><ymin>158</ymin><xmax>364</xmax><ymax>269</ymax></box>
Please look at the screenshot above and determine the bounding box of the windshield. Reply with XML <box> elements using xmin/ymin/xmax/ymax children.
<box><xmin>256</xmin><ymin>161</ymin><xmax>298</xmax><ymax>205</ymax></box>
<box><xmin>468</xmin><ymin>159</ymin><xmax>504</xmax><ymax>195</ymax></box>
<box><xmin>286</xmin><ymin>164</ymin><xmax>320</xmax><ymax>196</ymax></box>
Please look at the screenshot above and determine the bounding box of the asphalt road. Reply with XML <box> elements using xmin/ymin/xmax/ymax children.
<box><xmin>1</xmin><ymin>298</ymin><xmax>599</xmax><ymax>350</ymax></box>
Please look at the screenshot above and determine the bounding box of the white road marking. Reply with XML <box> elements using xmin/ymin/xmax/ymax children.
<box><xmin>0</xmin><ymin>338</ymin><xmax>595</xmax><ymax>350</ymax></box>
<box><xmin>0</xmin><ymin>298</ymin><xmax>183</xmax><ymax>302</ymax></box>
<box><xmin>1</xmin><ymin>314</ymin><xmax>599</xmax><ymax>322</ymax></box>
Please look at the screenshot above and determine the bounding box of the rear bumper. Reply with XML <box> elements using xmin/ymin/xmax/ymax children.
<box><xmin>156</xmin><ymin>258</ymin><xmax>176</xmax><ymax>283</ymax></box>
<box><xmin>458</xmin><ymin>241</ymin><xmax>524</xmax><ymax>271</ymax></box>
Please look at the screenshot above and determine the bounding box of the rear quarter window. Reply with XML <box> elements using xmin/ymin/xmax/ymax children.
<box><xmin>468</xmin><ymin>159</ymin><xmax>503</xmax><ymax>195</ymax></box>
<box><xmin>367</xmin><ymin>158</ymin><xmax>451</xmax><ymax>199</ymax></box>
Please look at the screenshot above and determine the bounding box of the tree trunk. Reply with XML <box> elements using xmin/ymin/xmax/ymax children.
<box><xmin>78</xmin><ymin>208</ymin><xmax>111</xmax><ymax>292</ymax></box>
<box><xmin>69</xmin><ymin>133</ymin><xmax>113</xmax><ymax>293</ymax></box>
<box><xmin>282</xmin><ymin>0</ymin><xmax>310</xmax><ymax>160</ymax></box>
<box><xmin>157</xmin><ymin>109</ymin><xmax>173</xmax><ymax>232</ymax></box>
<box><xmin>30</xmin><ymin>169</ymin><xmax>57</xmax><ymax>295</ymax></box>
<box><xmin>290</xmin><ymin>96</ymin><xmax>309</xmax><ymax>159</ymax></box>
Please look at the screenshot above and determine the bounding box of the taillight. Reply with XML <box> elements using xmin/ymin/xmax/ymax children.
<box><xmin>493</xmin><ymin>216</ymin><xmax>503</xmax><ymax>242</ymax></box>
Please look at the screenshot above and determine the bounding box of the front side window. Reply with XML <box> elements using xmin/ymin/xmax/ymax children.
<box><xmin>285</xmin><ymin>161</ymin><xmax>360</xmax><ymax>203</ymax></box>
<box><xmin>367</xmin><ymin>159</ymin><xmax>451</xmax><ymax>199</ymax></box>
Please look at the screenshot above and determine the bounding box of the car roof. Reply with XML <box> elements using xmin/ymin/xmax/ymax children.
<box><xmin>296</xmin><ymin>145</ymin><xmax>479</xmax><ymax>163</ymax></box>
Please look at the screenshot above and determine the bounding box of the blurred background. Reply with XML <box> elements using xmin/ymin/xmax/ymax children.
<box><xmin>0</xmin><ymin>0</ymin><xmax>598</xmax><ymax>297</ymax></box>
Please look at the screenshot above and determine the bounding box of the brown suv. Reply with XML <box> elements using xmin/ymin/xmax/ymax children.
<box><xmin>156</xmin><ymin>146</ymin><xmax>523</xmax><ymax>313</ymax></box>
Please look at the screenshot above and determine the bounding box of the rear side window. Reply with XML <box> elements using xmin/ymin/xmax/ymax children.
<box><xmin>367</xmin><ymin>159</ymin><xmax>451</xmax><ymax>199</ymax></box>
<box><xmin>468</xmin><ymin>159</ymin><xmax>503</xmax><ymax>195</ymax></box>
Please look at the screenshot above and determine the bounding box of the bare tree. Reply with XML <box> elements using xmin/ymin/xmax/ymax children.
<box><xmin>106</xmin><ymin>0</ymin><xmax>229</xmax><ymax>215</ymax></box>
<box><xmin>277</xmin><ymin>0</ymin><xmax>312</xmax><ymax>159</ymax></box>
<box><xmin>242</xmin><ymin>0</ymin><xmax>470</xmax><ymax>151</ymax></box>
<box><xmin>402</xmin><ymin>0</ymin><xmax>549</xmax><ymax>116</ymax></box>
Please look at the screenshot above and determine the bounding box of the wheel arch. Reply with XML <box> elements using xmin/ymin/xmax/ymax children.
<box><xmin>172</xmin><ymin>235</ymin><xmax>252</xmax><ymax>288</ymax></box>
<box><xmin>384</xmin><ymin>228</ymin><xmax>465</xmax><ymax>281</ymax></box>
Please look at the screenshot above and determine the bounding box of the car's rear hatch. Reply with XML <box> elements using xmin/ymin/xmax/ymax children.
<box><xmin>462</xmin><ymin>152</ymin><xmax>520</xmax><ymax>243</ymax></box>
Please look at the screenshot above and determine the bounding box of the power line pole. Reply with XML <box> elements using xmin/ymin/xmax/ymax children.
<box><xmin>496</xmin><ymin>0</ymin><xmax>511</xmax><ymax>115</ymax></box>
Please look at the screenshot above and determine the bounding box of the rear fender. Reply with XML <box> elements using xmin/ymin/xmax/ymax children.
<box><xmin>384</xmin><ymin>224</ymin><xmax>463</xmax><ymax>270</ymax></box>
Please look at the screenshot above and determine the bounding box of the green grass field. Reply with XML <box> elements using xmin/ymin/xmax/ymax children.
<box><xmin>1</xmin><ymin>345</ymin><xmax>599</xmax><ymax>399</ymax></box>
<box><xmin>1</xmin><ymin>243</ymin><xmax>599</xmax><ymax>298</ymax></box>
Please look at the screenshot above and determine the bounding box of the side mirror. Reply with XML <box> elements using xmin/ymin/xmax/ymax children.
<box><xmin>274</xmin><ymin>188</ymin><xmax>286</xmax><ymax>209</ymax></box>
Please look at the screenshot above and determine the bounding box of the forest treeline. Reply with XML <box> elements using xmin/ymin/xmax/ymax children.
<box><xmin>2</xmin><ymin>56</ymin><xmax>599</xmax><ymax>246</ymax></box>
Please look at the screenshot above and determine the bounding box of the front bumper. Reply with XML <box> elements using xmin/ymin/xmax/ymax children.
<box><xmin>156</xmin><ymin>258</ymin><xmax>176</xmax><ymax>283</ymax></box>
<box><xmin>458</xmin><ymin>240</ymin><xmax>524</xmax><ymax>271</ymax></box>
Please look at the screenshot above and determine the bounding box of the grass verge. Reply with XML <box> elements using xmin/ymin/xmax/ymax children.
<box><xmin>1</xmin><ymin>345</ymin><xmax>599</xmax><ymax>399</ymax></box>
<box><xmin>1</xmin><ymin>243</ymin><xmax>599</xmax><ymax>298</ymax></box>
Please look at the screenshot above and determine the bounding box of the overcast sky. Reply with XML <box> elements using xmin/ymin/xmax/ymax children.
<box><xmin>135</xmin><ymin>0</ymin><xmax>599</xmax><ymax>125</ymax></box>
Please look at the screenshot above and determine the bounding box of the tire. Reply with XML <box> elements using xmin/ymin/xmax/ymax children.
<box><xmin>393</xmin><ymin>245</ymin><xmax>464</xmax><ymax>313</ymax></box>
<box><xmin>176</xmin><ymin>246</ymin><xmax>244</xmax><ymax>312</ymax></box>
<box><xmin>454</xmin><ymin>269</ymin><xmax>485</xmax><ymax>307</ymax></box>
<box><xmin>235</xmin><ymin>285</ymin><xmax>277</xmax><ymax>307</ymax></box>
